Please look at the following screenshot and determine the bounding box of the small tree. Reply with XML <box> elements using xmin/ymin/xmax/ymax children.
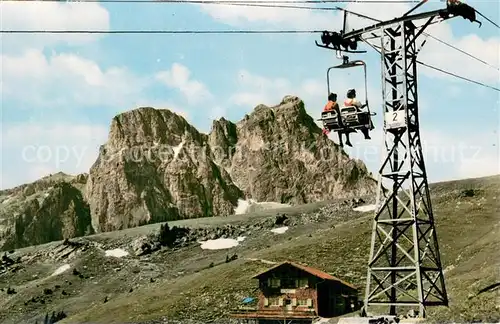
<box><xmin>158</xmin><ymin>223</ymin><xmax>189</xmax><ymax>248</ymax></box>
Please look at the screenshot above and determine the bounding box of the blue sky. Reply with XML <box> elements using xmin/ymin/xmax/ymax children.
<box><xmin>1</xmin><ymin>0</ymin><xmax>499</xmax><ymax>190</ymax></box>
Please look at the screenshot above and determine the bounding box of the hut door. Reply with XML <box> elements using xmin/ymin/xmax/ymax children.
<box><xmin>285</xmin><ymin>299</ymin><xmax>293</xmax><ymax>311</ymax></box>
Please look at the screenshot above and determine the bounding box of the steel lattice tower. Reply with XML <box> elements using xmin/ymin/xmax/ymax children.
<box><xmin>363</xmin><ymin>20</ymin><xmax>448</xmax><ymax>317</ymax></box>
<box><xmin>316</xmin><ymin>0</ymin><xmax>479</xmax><ymax>317</ymax></box>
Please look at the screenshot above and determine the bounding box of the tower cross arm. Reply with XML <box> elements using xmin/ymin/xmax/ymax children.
<box><xmin>341</xmin><ymin>1</ymin><xmax>478</xmax><ymax>40</ymax></box>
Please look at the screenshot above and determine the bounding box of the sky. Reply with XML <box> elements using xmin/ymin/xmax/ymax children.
<box><xmin>1</xmin><ymin>0</ymin><xmax>499</xmax><ymax>190</ymax></box>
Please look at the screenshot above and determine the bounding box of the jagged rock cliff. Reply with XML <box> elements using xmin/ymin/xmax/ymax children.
<box><xmin>0</xmin><ymin>173</ymin><xmax>93</xmax><ymax>251</ymax></box>
<box><xmin>208</xmin><ymin>95</ymin><xmax>375</xmax><ymax>204</ymax></box>
<box><xmin>1</xmin><ymin>96</ymin><xmax>377</xmax><ymax>248</ymax></box>
<box><xmin>85</xmin><ymin>107</ymin><xmax>244</xmax><ymax>232</ymax></box>
<box><xmin>85</xmin><ymin>97</ymin><xmax>375</xmax><ymax>232</ymax></box>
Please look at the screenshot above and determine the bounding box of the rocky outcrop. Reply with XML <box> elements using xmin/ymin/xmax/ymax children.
<box><xmin>0</xmin><ymin>174</ymin><xmax>93</xmax><ymax>251</ymax></box>
<box><xmin>208</xmin><ymin>95</ymin><xmax>376</xmax><ymax>204</ymax></box>
<box><xmin>85</xmin><ymin>107</ymin><xmax>243</xmax><ymax>232</ymax></box>
<box><xmin>1</xmin><ymin>96</ymin><xmax>376</xmax><ymax>245</ymax></box>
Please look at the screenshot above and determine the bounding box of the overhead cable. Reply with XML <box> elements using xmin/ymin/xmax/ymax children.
<box><xmin>0</xmin><ymin>29</ymin><xmax>322</xmax><ymax>34</ymax></box>
<box><xmin>340</xmin><ymin>7</ymin><xmax>500</xmax><ymax>71</ymax></box>
<box><xmin>2</xmin><ymin>3</ymin><xmax>498</xmax><ymax>71</ymax></box>
<box><xmin>171</xmin><ymin>2</ymin><xmax>339</xmax><ymax>10</ymax></box>
<box><xmin>361</xmin><ymin>34</ymin><xmax>499</xmax><ymax>92</ymax></box>
<box><xmin>0</xmin><ymin>0</ymin><xmax>421</xmax><ymax>3</ymax></box>
<box><xmin>417</xmin><ymin>60</ymin><xmax>500</xmax><ymax>92</ymax></box>
<box><xmin>2</xmin><ymin>1</ymin><xmax>498</xmax><ymax>92</ymax></box>
<box><xmin>0</xmin><ymin>1</ymin><xmax>344</xmax><ymax>12</ymax></box>
<box><xmin>0</xmin><ymin>0</ymin><xmax>419</xmax><ymax>10</ymax></box>
<box><xmin>423</xmin><ymin>34</ymin><xmax>499</xmax><ymax>71</ymax></box>
<box><xmin>475</xmin><ymin>9</ymin><xmax>500</xmax><ymax>29</ymax></box>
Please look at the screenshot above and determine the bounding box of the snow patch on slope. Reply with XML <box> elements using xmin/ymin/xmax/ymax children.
<box><xmin>172</xmin><ymin>141</ymin><xmax>184</xmax><ymax>159</ymax></box>
<box><xmin>199</xmin><ymin>236</ymin><xmax>246</xmax><ymax>250</ymax></box>
<box><xmin>313</xmin><ymin>318</ymin><xmax>332</xmax><ymax>324</ymax></box>
<box><xmin>353</xmin><ymin>204</ymin><xmax>378</xmax><ymax>212</ymax></box>
<box><xmin>271</xmin><ymin>226</ymin><xmax>289</xmax><ymax>234</ymax></box>
<box><xmin>51</xmin><ymin>264</ymin><xmax>71</xmax><ymax>276</ymax></box>
<box><xmin>246</xmin><ymin>258</ymin><xmax>278</xmax><ymax>265</ymax></box>
<box><xmin>105</xmin><ymin>248</ymin><xmax>129</xmax><ymax>258</ymax></box>
<box><xmin>234</xmin><ymin>198</ymin><xmax>290</xmax><ymax>215</ymax></box>
<box><xmin>235</xmin><ymin>199</ymin><xmax>254</xmax><ymax>214</ymax></box>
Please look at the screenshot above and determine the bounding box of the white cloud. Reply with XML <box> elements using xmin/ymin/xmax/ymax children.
<box><xmin>2</xmin><ymin>122</ymin><xmax>109</xmax><ymax>189</ymax></box>
<box><xmin>195</xmin><ymin>0</ymin><xmax>414</xmax><ymax>32</ymax></box>
<box><xmin>196</xmin><ymin>1</ymin><xmax>337</xmax><ymax>30</ymax></box>
<box><xmin>421</xmin><ymin>129</ymin><xmax>499</xmax><ymax>181</ymax></box>
<box><xmin>229</xmin><ymin>70</ymin><xmax>293</xmax><ymax>106</ymax></box>
<box><xmin>0</xmin><ymin>49</ymin><xmax>192</xmax><ymax>190</ymax></box>
<box><xmin>1</xmin><ymin>49</ymin><xmax>150</xmax><ymax>108</ymax></box>
<box><xmin>154</xmin><ymin>63</ymin><xmax>223</xmax><ymax>128</ymax></box>
<box><xmin>341</xmin><ymin>1</ymin><xmax>411</xmax><ymax>32</ymax></box>
<box><xmin>418</xmin><ymin>25</ymin><xmax>500</xmax><ymax>84</ymax></box>
<box><xmin>156</xmin><ymin>63</ymin><xmax>214</xmax><ymax>105</ymax></box>
<box><xmin>0</xmin><ymin>1</ymin><xmax>110</xmax><ymax>49</ymax></box>
<box><xmin>340</xmin><ymin>125</ymin><xmax>499</xmax><ymax>183</ymax></box>
<box><xmin>458</xmin><ymin>152</ymin><xmax>499</xmax><ymax>180</ymax></box>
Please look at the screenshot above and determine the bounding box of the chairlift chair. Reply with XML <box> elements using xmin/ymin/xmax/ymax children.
<box><xmin>318</xmin><ymin>58</ymin><xmax>376</xmax><ymax>134</ymax></box>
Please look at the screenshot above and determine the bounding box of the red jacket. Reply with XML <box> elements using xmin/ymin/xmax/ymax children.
<box><xmin>324</xmin><ymin>100</ymin><xmax>338</xmax><ymax>112</ymax></box>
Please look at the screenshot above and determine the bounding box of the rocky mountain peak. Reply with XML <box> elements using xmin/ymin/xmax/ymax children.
<box><xmin>0</xmin><ymin>176</ymin><xmax>93</xmax><ymax>251</ymax></box>
<box><xmin>209</xmin><ymin>118</ymin><xmax>238</xmax><ymax>169</ymax></box>
<box><xmin>86</xmin><ymin>106</ymin><xmax>244</xmax><ymax>233</ymax></box>
<box><xmin>236</xmin><ymin>96</ymin><xmax>320</xmax><ymax>143</ymax></box>
<box><xmin>2</xmin><ymin>96</ymin><xmax>376</xmax><ymax>250</ymax></box>
<box><xmin>107</xmin><ymin>107</ymin><xmax>204</xmax><ymax>151</ymax></box>
<box><xmin>209</xmin><ymin>96</ymin><xmax>375</xmax><ymax>204</ymax></box>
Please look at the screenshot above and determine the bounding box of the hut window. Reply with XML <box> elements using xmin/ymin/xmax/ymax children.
<box><xmin>297</xmin><ymin>299</ymin><xmax>308</xmax><ymax>306</ymax></box>
<box><xmin>269</xmin><ymin>297</ymin><xmax>279</xmax><ymax>306</ymax></box>
<box><xmin>298</xmin><ymin>278</ymin><xmax>308</xmax><ymax>287</ymax></box>
<box><xmin>270</xmin><ymin>278</ymin><xmax>281</xmax><ymax>288</ymax></box>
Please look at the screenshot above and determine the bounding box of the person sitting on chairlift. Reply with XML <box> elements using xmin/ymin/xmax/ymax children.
<box><xmin>344</xmin><ymin>89</ymin><xmax>371</xmax><ymax>140</ymax></box>
<box><xmin>323</xmin><ymin>93</ymin><xmax>352</xmax><ymax>147</ymax></box>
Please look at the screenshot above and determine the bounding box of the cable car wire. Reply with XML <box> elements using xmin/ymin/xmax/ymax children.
<box><xmin>175</xmin><ymin>2</ymin><xmax>339</xmax><ymax>10</ymax></box>
<box><xmin>0</xmin><ymin>29</ymin><xmax>323</xmax><ymax>34</ymax></box>
<box><xmin>4</xmin><ymin>2</ymin><xmax>339</xmax><ymax>10</ymax></box>
<box><xmin>0</xmin><ymin>0</ymin><xmax>407</xmax><ymax>12</ymax></box>
<box><xmin>417</xmin><ymin>60</ymin><xmax>500</xmax><ymax>92</ymax></box>
<box><xmin>475</xmin><ymin>9</ymin><xmax>500</xmax><ymax>29</ymax></box>
<box><xmin>1</xmin><ymin>1</ymin><xmax>498</xmax><ymax>91</ymax></box>
<box><xmin>0</xmin><ymin>0</ymin><xmax>344</xmax><ymax>11</ymax></box>
<box><xmin>423</xmin><ymin>34</ymin><xmax>500</xmax><ymax>71</ymax></box>
<box><xmin>1</xmin><ymin>31</ymin><xmax>496</xmax><ymax>92</ymax></box>
<box><xmin>2</xmin><ymin>0</ymin><xmax>496</xmax><ymax>73</ymax></box>
<box><xmin>339</xmin><ymin>7</ymin><xmax>500</xmax><ymax>71</ymax></box>
<box><xmin>0</xmin><ymin>0</ymin><xmax>422</xmax><ymax>3</ymax></box>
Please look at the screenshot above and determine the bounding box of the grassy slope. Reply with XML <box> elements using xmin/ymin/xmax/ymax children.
<box><xmin>1</xmin><ymin>175</ymin><xmax>498</xmax><ymax>324</ymax></box>
<box><xmin>63</xmin><ymin>176</ymin><xmax>499</xmax><ymax>323</ymax></box>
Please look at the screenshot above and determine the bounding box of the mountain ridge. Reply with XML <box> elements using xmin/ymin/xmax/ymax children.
<box><xmin>0</xmin><ymin>95</ymin><xmax>377</xmax><ymax>251</ymax></box>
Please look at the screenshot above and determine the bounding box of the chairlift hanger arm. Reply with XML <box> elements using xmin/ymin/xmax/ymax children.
<box><xmin>317</xmin><ymin>1</ymin><xmax>479</xmax><ymax>50</ymax></box>
<box><xmin>315</xmin><ymin>41</ymin><xmax>367</xmax><ymax>53</ymax></box>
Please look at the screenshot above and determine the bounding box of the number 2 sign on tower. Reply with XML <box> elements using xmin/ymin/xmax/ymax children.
<box><xmin>385</xmin><ymin>110</ymin><xmax>406</xmax><ymax>129</ymax></box>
